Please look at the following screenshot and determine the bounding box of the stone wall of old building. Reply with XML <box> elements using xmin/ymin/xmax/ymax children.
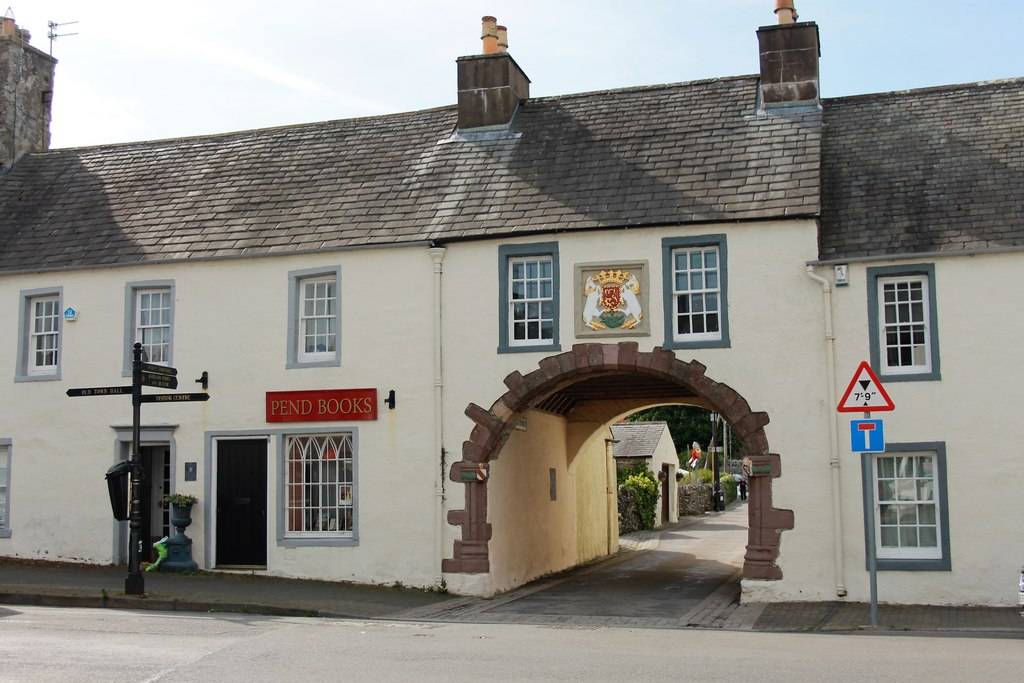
<box><xmin>0</xmin><ymin>20</ymin><xmax>56</xmax><ymax>169</ymax></box>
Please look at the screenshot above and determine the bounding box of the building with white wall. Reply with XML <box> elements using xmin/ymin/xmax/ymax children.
<box><xmin>1</xmin><ymin>6</ymin><xmax>1022</xmax><ymax>605</ymax></box>
<box><xmin>610</xmin><ymin>421</ymin><xmax>679</xmax><ymax>527</ymax></box>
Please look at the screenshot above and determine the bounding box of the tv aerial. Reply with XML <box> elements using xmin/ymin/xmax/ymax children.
<box><xmin>47</xmin><ymin>19</ymin><xmax>79</xmax><ymax>55</ymax></box>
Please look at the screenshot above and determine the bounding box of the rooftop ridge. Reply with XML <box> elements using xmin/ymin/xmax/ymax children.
<box><xmin>823</xmin><ymin>75</ymin><xmax>1024</xmax><ymax>106</ymax></box>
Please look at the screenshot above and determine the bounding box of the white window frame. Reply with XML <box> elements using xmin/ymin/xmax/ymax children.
<box><xmin>0</xmin><ymin>440</ymin><xmax>11</xmax><ymax>538</ymax></box>
<box><xmin>283</xmin><ymin>432</ymin><xmax>355</xmax><ymax>539</ymax></box>
<box><xmin>296</xmin><ymin>276</ymin><xmax>338</xmax><ymax>364</ymax></box>
<box><xmin>877</xmin><ymin>275</ymin><xmax>932</xmax><ymax>376</ymax></box>
<box><xmin>872</xmin><ymin>452</ymin><xmax>942</xmax><ymax>561</ymax></box>
<box><xmin>28</xmin><ymin>295</ymin><xmax>60</xmax><ymax>376</ymax></box>
<box><xmin>507</xmin><ymin>255</ymin><xmax>556</xmax><ymax>348</ymax></box>
<box><xmin>15</xmin><ymin>287</ymin><xmax>63</xmax><ymax>382</ymax></box>
<box><xmin>123</xmin><ymin>280</ymin><xmax>175</xmax><ymax>376</ymax></box>
<box><xmin>671</xmin><ymin>245</ymin><xmax>722</xmax><ymax>343</ymax></box>
<box><xmin>135</xmin><ymin>288</ymin><xmax>173</xmax><ymax>365</ymax></box>
<box><xmin>287</xmin><ymin>266</ymin><xmax>341</xmax><ymax>369</ymax></box>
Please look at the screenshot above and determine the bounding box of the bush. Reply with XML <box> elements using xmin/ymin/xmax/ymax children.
<box><xmin>620</xmin><ymin>471</ymin><xmax>658</xmax><ymax>530</ymax></box>
<box><xmin>720</xmin><ymin>474</ymin><xmax>737</xmax><ymax>504</ymax></box>
<box><xmin>682</xmin><ymin>467</ymin><xmax>714</xmax><ymax>485</ymax></box>
<box><xmin>616</xmin><ymin>462</ymin><xmax>649</xmax><ymax>486</ymax></box>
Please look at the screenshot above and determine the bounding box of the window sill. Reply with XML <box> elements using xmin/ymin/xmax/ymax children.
<box><xmin>286</xmin><ymin>358</ymin><xmax>342</xmax><ymax>370</ymax></box>
<box><xmin>869</xmin><ymin>556</ymin><xmax>950</xmax><ymax>572</ymax></box>
<box><xmin>277</xmin><ymin>535</ymin><xmax>358</xmax><ymax>548</ymax></box>
<box><xmin>14</xmin><ymin>372</ymin><xmax>61</xmax><ymax>383</ymax></box>
<box><xmin>497</xmin><ymin>343</ymin><xmax>562</xmax><ymax>355</ymax></box>
<box><xmin>877</xmin><ymin>369</ymin><xmax>941</xmax><ymax>383</ymax></box>
<box><xmin>662</xmin><ymin>338</ymin><xmax>731</xmax><ymax>350</ymax></box>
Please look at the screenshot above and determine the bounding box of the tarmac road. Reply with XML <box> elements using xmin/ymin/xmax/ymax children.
<box><xmin>2</xmin><ymin>605</ymin><xmax>1023</xmax><ymax>683</ymax></box>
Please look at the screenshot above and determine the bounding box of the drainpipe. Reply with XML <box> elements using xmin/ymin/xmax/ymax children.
<box><xmin>805</xmin><ymin>265</ymin><xmax>848</xmax><ymax>598</ymax></box>
<box><xmin>429</xmin><ymin>247</ymin><xmax>447</xmax><ymax>585</ymax></box>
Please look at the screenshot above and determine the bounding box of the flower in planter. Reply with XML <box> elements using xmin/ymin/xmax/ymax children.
<box><xmin>162</xmin><ymin>493</ymin><xmax>198</xmax><ymax>507</ymax></box>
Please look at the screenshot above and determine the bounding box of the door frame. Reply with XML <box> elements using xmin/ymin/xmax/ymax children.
<box><xmin>207</xmin><ymin>433</ymin><xmax>271</xmax><ymax>569</ymax></box>
<box><xmin>111</xmin><ymin>425</ymin><xmax>177</xmax><ymax>565</ymax></box>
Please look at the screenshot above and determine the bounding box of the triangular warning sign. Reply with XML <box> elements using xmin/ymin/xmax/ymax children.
<box><xmin>837</xmin><ymin>361</ymin><xmax>895</xmax><ymax>413</ymax></box>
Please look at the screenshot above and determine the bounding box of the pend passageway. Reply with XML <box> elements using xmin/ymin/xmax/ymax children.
<box><xmin>415</xmin><ymin>503</ymin><xmax>749</xmax><ymax>628</ymax></box>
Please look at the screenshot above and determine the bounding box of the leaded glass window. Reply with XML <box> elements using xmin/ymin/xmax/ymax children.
<box><xmin>285</xmin><ymin>433</ymin><xmax>354</xmax><ymax>537</ymax></box>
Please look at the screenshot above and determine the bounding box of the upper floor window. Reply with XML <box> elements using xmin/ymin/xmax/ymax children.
<box><xmin>287</xmin><ymin>266</ymin><xmax>342</xmax><ymax>369</ymax></box>
<box><xmin>15</xmin><ymin>287</ymin><xmax>63</xmax><ymax>382</ymax></box>
<box><xmin>298</xmin><ymin>277</ymin><xmax>338</xmax><ymax>363</ymax></box>
<box><xmin>661</xmin><ymin>235</ymin><xmax>730</xmax><ymax>349</ymax></box>
<box><xmin>136</xmin><ymin>289</ymin><xmax>172</xmax><ymax>364</ymax></box>
<box><xmin>867</xmin><ymin>265</ymin><xmax>940</xmax><ymax>382</ymax></box>
<box><xmin>498</xmin><ymin>243</ymin><xmax>560</xmax><ymax>353</ymax></box>
<box><xmin>123</xmin><ymin>280</ymin><xmax>175</xmax><ymax>375</ymax></box>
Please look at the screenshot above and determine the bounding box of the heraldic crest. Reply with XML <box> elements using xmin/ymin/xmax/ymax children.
<box><xmin>583</xmin><ymin>269</ymin><xmax>643</xmax><ymax>330</ymax></box>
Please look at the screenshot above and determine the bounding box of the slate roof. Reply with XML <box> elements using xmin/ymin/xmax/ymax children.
<box><xmin>610</xmin><ymin>422</ymin><xmax>672</xmax><ymax>459</ymax></box>
<box><xmin>0</xmin><ymin>75</ymin><xmax>821</xmax><ymax>273</ymax></box>
<box><xmin>820</xmin><ymin>78</ymin><xmax>1024</xmax><ymax>260</ymax></box>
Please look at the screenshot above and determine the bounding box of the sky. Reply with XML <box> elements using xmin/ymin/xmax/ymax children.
<box><xmin>13</xmin><ymin>1</ymin><xmax>1024</xmax><ymax>149</ymax></box>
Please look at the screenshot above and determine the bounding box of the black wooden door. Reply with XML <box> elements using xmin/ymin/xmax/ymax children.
<box><xmin>216</xmin><ymin>439</ymin><xmax>267</xmax><ymax>566</ymax></box>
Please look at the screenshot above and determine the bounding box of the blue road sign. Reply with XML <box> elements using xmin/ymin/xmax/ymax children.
<box><xmin>850</xmin><ymin>419</ymin><xmax>885</xmax><ymax>453</ymax></box>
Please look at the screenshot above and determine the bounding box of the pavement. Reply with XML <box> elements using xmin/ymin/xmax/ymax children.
<box><xmin>2</xmin><ymin>504</ymin><xmax>1022</xmax><ymax>636</ymax></box>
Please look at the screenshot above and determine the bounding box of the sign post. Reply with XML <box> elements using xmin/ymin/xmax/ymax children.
<box><xmin>837</xmin><ymin>361</ymin><xmax>895</xmax><ymax>628</ymax></box>
<box><xmin>66</xmin><ymin>343</ymin><xmax>208</xmax><ymax>595</ymax></box>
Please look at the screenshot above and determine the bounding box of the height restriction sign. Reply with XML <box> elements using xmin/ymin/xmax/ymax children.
<box><xmin>837</xmin><ymin>361</ymin><xmax>895</xmax><ymax>413</ymax></box>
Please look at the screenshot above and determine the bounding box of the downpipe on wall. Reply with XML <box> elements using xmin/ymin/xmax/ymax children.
<box><xmin>805</xmin><ymin>265</ymin><xmax>848</xmax><ymax>598</ymax></box>
<box><xmin>429</xmin><ymin>247</ymin><xmax>447</xmax><ymax>586</ymax></box>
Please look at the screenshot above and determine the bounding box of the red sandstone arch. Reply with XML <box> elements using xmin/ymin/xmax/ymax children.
<box><xmin>442</xmin><ymin>342</ymin><xmax>794</xmax><ymax>581</ymax></box>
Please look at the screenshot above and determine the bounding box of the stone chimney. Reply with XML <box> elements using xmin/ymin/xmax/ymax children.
<box><xmin>756</xmin><ymin>1</ymin><xmax>820</xmax><ymax>110</ymax></box>
<box><xmin>456</xmin><ymin>16</ymin><xmax>530</xmax><ymax>130</ymax></box>
<box><xmin>0</xmin><ymin>10</ymin><xmax>57</xmax><ymax>170</ymax></box>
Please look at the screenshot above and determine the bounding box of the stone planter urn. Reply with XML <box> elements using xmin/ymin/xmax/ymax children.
<box><xmin>160</xmin><ymin>494</ymin><xmax>199</xmax><ymax>572</ymax></box>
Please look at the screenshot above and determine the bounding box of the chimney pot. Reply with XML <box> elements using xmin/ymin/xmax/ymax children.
<box><xmin>481</xmin><ymin>16</ymin><xmax>499</xmax><ymax>54</ymax></box>
<box><xmin>496</xmin><ymin>25</ymin><xmax>508</xmax><ymax>53</ymax></box>
<box><xmin>774</xmin><ymin>0</ymin><xmax>798</xmax><ymax>25</ymax></box>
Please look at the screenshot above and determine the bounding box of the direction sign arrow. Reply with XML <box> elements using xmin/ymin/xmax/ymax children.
<box><xmin>141</xmin><ymin>372</ymin><xmax>178</xmax><ymax>390</ymax></box>
<box><xmin>67</xmin><ymin>385</ymin><xmax>133</xmax><ymax>397</ymax></box>
<box><xmin>139</xmin><ymin>392</ymin><xmax>210</xmax><ymax>403</ymax></box>
<box><xmin>837</xmin><ymin>361</ymin><xmax>895</xmax><ymax>413</ymax></box>
<box><xmin>140</xmin><ymin>362</ymin><xmax>177</xmax><ymax>377</ymax></box>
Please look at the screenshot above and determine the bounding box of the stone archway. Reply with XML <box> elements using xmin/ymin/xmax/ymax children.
<box><xmin>442</xmin><ymin>342</ymin><xmax>794</xmax><ymax>581</ymax></box>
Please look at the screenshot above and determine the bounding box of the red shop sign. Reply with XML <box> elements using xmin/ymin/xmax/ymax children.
<box><xmin>266</xmin><ymin>388</ymin><xmax>378</xmax><ymax>423</ymax></box>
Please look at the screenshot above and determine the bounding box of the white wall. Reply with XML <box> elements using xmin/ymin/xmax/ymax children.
<box><xmin>1</xmin><ymin>246</ymin><xmax>441</xmax><ymax>588</ymax></box>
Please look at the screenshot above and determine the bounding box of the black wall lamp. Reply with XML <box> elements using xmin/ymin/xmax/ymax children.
<box><xmin>384</xmin><ymin>389</ymin><xmax>396</xmax><ymax>410</ymax></box>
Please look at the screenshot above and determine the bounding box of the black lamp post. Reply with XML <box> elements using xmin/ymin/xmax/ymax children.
<box><xmin>710</xmin><ymin>411</ymin><xmax>723</xmax><ymax>512</ymax></box>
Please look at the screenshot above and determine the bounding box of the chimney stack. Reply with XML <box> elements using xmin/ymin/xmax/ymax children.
<box><xmin>0</xmin><ymin>10</ymin><xmax>57</xmax><ymax>170</ymax></box>
<box><xmin>757</xmin><ymin>1</ymin><xmax>820</xmax><ymax>110</ymax></box>
<box><xmin>456</xmin><ymin>16</ymin><xmax>530</xmax><ymax>130</ymax></box>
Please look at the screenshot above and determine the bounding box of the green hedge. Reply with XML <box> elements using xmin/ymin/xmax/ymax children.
<box><xmin>720</xmin><ymin>473</ymin><xmax>737</xmax><ymax>504</ymax></box>
<box><xmin>620</xmin><ymin>470</ymin><xmax>658</xmax><ymax>530</ymax></box>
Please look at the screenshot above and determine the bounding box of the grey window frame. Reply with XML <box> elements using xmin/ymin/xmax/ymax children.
<box><xmin>15</xmin><ymin>287</ymin><xmax>63</xmax><ymax>382</ymax></box>
<box><xmin>661</xmin><ymin>235</ymin><xmax>731</xmax><ymax>349</ymax></box>
<box><xmin>860</xmin><ymin>442</ymin><xmax>951</xmax><ymax>571</ymax></box>
<box><xmin>867</xmin><ymin>264</ymin><xmax>940</xmax><ymax>382</ymax></box>
<box><xmin>0</xmin><ymin>438</ymin><xmax>11</xmax><ymax>538</ymax></box>
<box><xmin>277</xmin><ymin>429</ymin><xmax>359</xmax><ymax>547</ymax></box>
<box><xmin>498</xmin><ymin>242</ymin><xmax>561</xmax><ymax>354</ymax></box>
<box><xmin>287</xmin><ymin>266</ymin><xmax>342</xmax><ymax>369</ymax></box>
<box><xmin>123</xmin><ymin>280</ymin><xmax>175</xmax><ymax>376</ymax></box>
